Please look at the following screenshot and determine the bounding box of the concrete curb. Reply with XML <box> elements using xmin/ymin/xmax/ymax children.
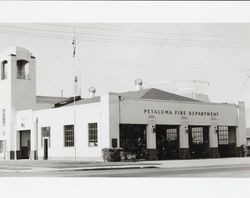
<box><xmin>0</xmin><ymin>165</ymin><xmax>159</xmax><ymax>173</ymax></box>
<box><xmin>57</xmin><ymin>165</ymin><xmax>159</xmax><ymax>172</ymax></box>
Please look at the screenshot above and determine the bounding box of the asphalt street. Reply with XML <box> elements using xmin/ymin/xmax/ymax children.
<box><xmin>0</xmin><ymin>159</ymin><xmax>250</xmax><ymax>177</ymax></box>
<box><xmin>57</xmin><ymin>164</ymin><xmax>250</xmax><ymax>177</ymax></box>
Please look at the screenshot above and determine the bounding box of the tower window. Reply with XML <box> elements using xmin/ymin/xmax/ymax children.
<box><xmin>17</xmin><ymin>60</ymin><xmax>29</xmax><ymax>79</ymax></box>
<box><xmin>1</xmin><ymin>60</ymin><xmax>7</xmax><ymax>80</ymax></box>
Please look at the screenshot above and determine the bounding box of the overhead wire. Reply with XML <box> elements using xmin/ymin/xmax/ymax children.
<box><xmin>39</xmin><ymin>24</ymin><xmax>250</xmax><ymax>45</ymax></box>
<box><xmin>2</xmin><ymin>24</ymin><xmax>250</xmax><ymax>49</ymax></box>
<box><xmin>0</xmin><ymin>24</ymin><xmax>250</xmax><ymax>72</ymax></box>
<box><xmin>43</xmin><ymin>23</ymin><xmax>250</xmax><ymax>40</ymax></box>
<box><xmin>1</xmin><ymin>26</ymin><xmax>250</xmax><ymax>49</ymax></box>
<box><xmin>36</xmin><ymin>56</ymin><xmax>250</xmax><ymax>72</ymax></box>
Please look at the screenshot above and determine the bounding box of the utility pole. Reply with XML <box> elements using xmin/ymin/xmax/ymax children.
<box><xmin>72</xmin><ymin>28</ymin><xmax>77</xmax><ymax>161</ymax></box>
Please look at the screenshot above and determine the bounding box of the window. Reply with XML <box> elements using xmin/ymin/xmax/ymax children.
<box><xmin>64</xmin><ymin>125</ymin><xmax>74</xmax><ymax>147</ymax></box>
<box><xmin>17</xmin><ymin>59</ymin><xmax>29</xmax><ymax>79</ymax></box>
<box><xmin>191</xmin><ymin>127</ymin><xmax>204</xmax><ymax>144</ymax></box>
<box><xmin>166</xmin><ymin>128</ymin><xmax>178</xmax><ymax>141</ymax></box>
<box><xmin>1</xmin><ymin>60</ymin><xmax>7</xmax><ymax>80</ymax></box>
<box><xmin>41</xmin><ymin>127</ymin><xmax>51</xmax><ymax>147</ymax></box>
<box><xmin>88</xmin><ymin>123</ymin><xmax>98</xmax><ymax>146</ymax></box>
<box><xmin>2</xmin><ymin>109</ymin><xmax>5</xmax><ymax>127</ymax></box>
<box><xmin>218</xmin><ymin>126</ymin><xmax>229</xmax><ymax>145</ymax></box>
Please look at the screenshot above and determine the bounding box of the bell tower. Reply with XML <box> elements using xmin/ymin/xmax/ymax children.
<box><xmin>0</xmin><ymin>47</ymin><xmax>36</xmax><ymax>159</ymax></box>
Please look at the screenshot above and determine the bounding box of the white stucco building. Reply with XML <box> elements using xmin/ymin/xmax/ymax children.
<box><xmin>0</xmin><ymin>47</ymin><xmax>247</xmax><ymax>161</ymax></box>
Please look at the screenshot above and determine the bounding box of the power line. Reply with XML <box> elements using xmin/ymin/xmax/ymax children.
<box><xmin>43</xmin><ymin>23</ymin><xmax>250</xmax><ymax>40</ymax></box>
<box><xmin>20</xmin><ymin>24</ymin><xmax>250</xmax><ymax>45</ymax></box>
<box><xmin>2</xmin><ymin>25</ymin><xmax>250</xmax><ymax>50</ymax></box>
<box><xmin>0</xmin><ymin>29</ymin><xmax>71</xmax><ymax>40</ymax></box>
<box><xmin>1</xmin><ymin>28</ymin><xmax>250</xmax><ymax>50</ymax></box>
<box><xmin>2</xmin><ymin>25</ymin><xmax>250</xmax><ymax>48</ymax></box>
<box><xmin>36</xmin><ymin>56</ymin><xmax>250</xmax><ymax>72</ymax></box>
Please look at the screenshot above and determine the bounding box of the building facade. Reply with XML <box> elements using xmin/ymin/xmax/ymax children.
<box><xmin>0</xmin><ymin>47</ymin><xmax>247</xmax><ymax>161</ymax></box>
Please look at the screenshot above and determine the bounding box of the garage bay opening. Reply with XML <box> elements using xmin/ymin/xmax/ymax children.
<box><xmin>217</xmin><ymin>126</ymin><xmax>237</xmax><ymax>157</ymax></box>
<box><xmin>119</xmin><ymin>124</ymin><xmax>147</xmax><ymax>160</ymax></box>
<box><xmin>156</xmin><ymin>125</ymin><xmax>179</xmax><ymax>160</ymax></box>
<box><xmin>188</xmin><ymin>126</ymin><xmax>209</xmax><ymax>159</ymax></box>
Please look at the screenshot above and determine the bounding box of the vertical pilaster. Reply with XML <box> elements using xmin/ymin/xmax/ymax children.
<box><xmin>236</xmin><ymin>101</ymin><xmax>246</xmax><ymax>157</ymax></box>
<box><xmin>209</xmin><ymin>126</ymin><xmax>219</xmax><ymax>158</ymax></box>
<box><xmin>109</xmin><ymin>94</ymin><xmax>120</xmax><ymax>148</ymax></box>
<box><xmin>179</xmin><ymin>125</ymin><xmax>189</xmax><ymax>159</ymax></box>
<box><xmin>100</xmin><ymin>93</ymin><xmax>120</xmax><ymax>149</ymax></box>
<box><xmin>146</xmin><ymin>124</ymin><xmax>157</xmax><ymax>160</ymax></box>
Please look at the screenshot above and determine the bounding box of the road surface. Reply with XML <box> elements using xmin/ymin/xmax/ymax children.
<box><xmin>0</xmin><ymin>162</ymin><xmax>250</xmax><ymax>177</ymax></box>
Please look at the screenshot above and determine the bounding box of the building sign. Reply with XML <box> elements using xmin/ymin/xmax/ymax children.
<box><xmin>144</xmin><ymin>109</ymin><xmax>219</xmax><ymax>117</ymax></box>
<box><xmin>120</xmin><ymin>100</ymin><xmax>237</xmax><ymax>125</ymax></box>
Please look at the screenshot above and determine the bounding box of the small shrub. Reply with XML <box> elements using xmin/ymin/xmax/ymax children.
<box><xmin>102</xmin><ymin>148</ymin><xmax>123</xmax><ymax>162</ymax></box>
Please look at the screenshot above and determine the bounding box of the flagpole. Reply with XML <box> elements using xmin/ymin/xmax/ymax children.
<box><xmin>72</xmin><ymin>28</ymin><xmax>77</xmax><ymax>161</ymax></box>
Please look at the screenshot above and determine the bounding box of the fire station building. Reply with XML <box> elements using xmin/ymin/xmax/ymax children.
<box><xmin>0</xmin><ymin>47</ymin><xmax>247</xmax><ymax>161</ymax></box>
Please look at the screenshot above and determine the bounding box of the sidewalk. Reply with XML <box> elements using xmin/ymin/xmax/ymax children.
<box><xmin>51</xmin><ymin>157</ymin><xmax>250</xmax><ymax>173</ymax></box>
<box><xmin>0</xmin><ymin>157</ymin><xmax>250</xmax><ymax>173</ymax></box>
<box><xmin>151</xmin><ymin>157</ymin><xmax>250</xmax><ymax>168</ymax></box>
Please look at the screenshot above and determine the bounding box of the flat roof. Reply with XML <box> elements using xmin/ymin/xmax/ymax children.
<box><xmin>63</xmin><ymin>96</ymin><xmax>101</xmax><ymax>107</ymax></box>
<box><xmin>36</xmin><ymin>96</ymin><xmax>69</xmax><ymax>104</ymax></box>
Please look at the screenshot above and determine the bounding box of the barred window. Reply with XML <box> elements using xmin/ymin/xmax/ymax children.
<box><xmin>88</xmin><ymin>123</ymin><xmax>98</xmax><ymax>146</ymax></box>
<box><xmin>41</xmin><ymin>127</ymin><xmax>51</xmax><ymax>147</ymax></box>
<box><xmin>218</xmin><ymin>126</ymin><xmax>229</xmax><ymax>145</ymax></box>
<box><xmin>64</xmin><ymin>125</ymin><xmax>74</xmax><ymax>147</ymax></box>
<box><xmin>166</xmin><ymin>128</ymin><xmax>178</xmax><ymax>141</ymax></box>
<box><xmin>191</xmin><ymin>127</ymin><xmax>203</xmax><ymax>144</ymax></box>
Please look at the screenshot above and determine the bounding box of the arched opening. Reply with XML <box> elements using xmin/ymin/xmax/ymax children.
<box><xmin>17</xmin><ymin>59</ymin><xmax>29</xmax><ymax>79</ymax></box>
<box><xmin>1</xmin><ymin>60</ymin><xmax>8</xmax><ymax>80</ymax></box>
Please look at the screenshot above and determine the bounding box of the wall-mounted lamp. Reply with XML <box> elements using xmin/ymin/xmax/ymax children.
<box><xmin>184</xmin><ymin>125</ymin><xmax>189</xmax><ymax>133</ymax></box>
<box><xmin>214</xmin><ymin>126</ymin><xmax>219</xmax><ymax>133</ymax></box>
<box><xmin>152</xmin><ymin>125</ymin><xmax>156</xmax><ymax>133</ymax></box>
<box><xmin>119</xmin><ymin>96</ymin><xmax>124</xmax><ymax>101</ymax></box>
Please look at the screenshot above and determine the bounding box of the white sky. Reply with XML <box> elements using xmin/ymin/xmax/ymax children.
<box><xmin>0</xmin><ymin>23</ymin><xmax>250</xmax><ymax>106</ymax></box>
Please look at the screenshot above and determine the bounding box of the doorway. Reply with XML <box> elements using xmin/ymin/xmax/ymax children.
<box><xmin>156</xmin><ymin>125</ymin><xmax>179</xmax><ymax>160</ymax></box>
<box><xmin>119</xmin><ymin>124</ymin><xmax>147</xmax><ymax>160</ymax></box>
<box><xmin>19</xmin><ymin>130</ymin><xmax>31</xmax><ymax>159</ymax></box>
<box><xmin>43</xmin><ymin>138</ymin><xmax>48</xmax><ymax>160</ymax></box>
<box><xmin>188</xmin><ymin>126</ymin><xmax>210</xmax><ymax>159</ymax></box>
<box><xmin>218</xmin><ymin>126</ymin><xmax>237</xmax><ymax>157</ymax></box>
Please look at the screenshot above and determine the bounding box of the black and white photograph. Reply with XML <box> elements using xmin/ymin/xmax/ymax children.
<box><xmin>0</xmin><ymin>23</ymin><xmax>249</xmax><ymax>177</ymax></box>
<box><xmin>1</xmin><ymin>2</ymin><xmax>250</xmax><ymax>198</ymax></box>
